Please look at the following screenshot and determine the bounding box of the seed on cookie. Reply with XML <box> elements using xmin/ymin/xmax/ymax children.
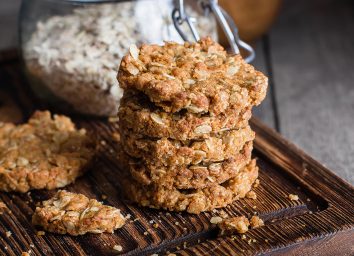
<box><xmin>0</xmin><ymin>111</ymin><xmax>95</xmax><ymax>193</ymax></box>
<box><xmin>32</xmin><ymin>190</ymin><xmax>126</xmax><ymax>236</ymax></box>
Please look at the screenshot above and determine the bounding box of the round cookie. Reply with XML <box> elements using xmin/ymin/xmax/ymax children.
<box><xmin>0</xmin><ymin>111</ymin><xmax>95</xmax><ymax>193</ymax></box>
<box><xmin>121</xmin><ymin>159</ymin><xmax>259</xmax><ymax>214</ymax></box>
<box><xmin>118</xmin><ymin>92</ymin><xmax>251</xmax><ymax>141</ymax></box>
<box><xmin>118</xmin><ymin>38</ymin><xmax>267</xmax><ymax>115</ymax></box>
<box><xmin>118</xmin><ymin>141</ymin><xmax>253</xmax><ymax>189</ymax></box>
<box><xmin>121</xmin><ymin>125</ymin><xmax>255</xmax><ymax>167</ymax></box>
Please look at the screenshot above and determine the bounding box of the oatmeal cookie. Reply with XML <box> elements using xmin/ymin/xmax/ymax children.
<box><xmin>32</xmin><ymin>190</ymin><xmax>126</xmax><ymax>235</ymax></box>
<box><xmin>0</xmin><ymin>111</ymin><xmax>95</xmax><ymax>193</ymax></box>
<box><xmin>118</xmin><ymin>92</ymin><xmax>251</xmax><ymax>140</ymax></box>
<box><xmin>118</xmin><ymin>38</ymin><xmax>267</xmax><ymax>115</ymax></box>
<box><xmin>121</xmin><ymin>159</ymin><xmax>258</xmax><ymax>214</ymax></box>
<box><xmin>119</xmin><ymin>141</ymin><xmax>252</xmax><ymax>189</ymax></box>
<box><xmin>121</xmin><ymin>125</ymin><xmax>254</xmax><ymax>167</ymax></box>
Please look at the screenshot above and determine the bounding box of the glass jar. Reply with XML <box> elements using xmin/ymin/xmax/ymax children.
<box><xmin>19</xmin><ymin>0</ymin><xmax>218</xmax><ymax>116</ymax></box>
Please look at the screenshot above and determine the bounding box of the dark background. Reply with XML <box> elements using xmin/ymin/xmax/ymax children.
<box><xmin>0</xmin><ymin>0</ymin><xmax>353</xmax><ymax>184</ymax></box>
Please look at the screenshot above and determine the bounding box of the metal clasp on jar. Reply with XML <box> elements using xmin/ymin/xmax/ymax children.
<box><xmin>172</xmin><ymin>0</ymin><xmax>255</xmax><ymax>63</ymax></box>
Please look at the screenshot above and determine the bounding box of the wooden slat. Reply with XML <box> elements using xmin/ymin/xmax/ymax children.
<box><xmin>269</xmin><ymin>0</ymin><xmax>354</xmax><ymax>184</ymax></box>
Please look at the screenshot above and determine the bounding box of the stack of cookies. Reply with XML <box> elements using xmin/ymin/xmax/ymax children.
<box><xmin>117</xmin><ymin>38</ymin><xmax>268</xmax><ymax>214</ymax></box>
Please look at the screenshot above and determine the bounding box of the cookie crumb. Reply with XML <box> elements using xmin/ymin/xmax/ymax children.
<box><xmin>153</xmin><ymin>223</ymin><xmax>159</xmax><ymax>228</ymax></box>
<box><xmin>101</xmin><ymin>194</ymin><xmax>107</xmax><ymax>200</ymax></box>
<box><xmin>250</xmin><ymin>216</ymin><xmax>264</xmax><ymax>228</ymax></box>
<box><xmin>210</xmin><ymin>216</ymin><xmax>223</xmax><ymax>224</ymax></box>
<box><xmin>21</xmin><ymin>252</ymin><xmax>30</xmax><ymax>256</ymax></box>
<box><xmin>253</xmin><ymin>179</ymin><xmax>260</xmax><ymax>188</ymax></box>
<box><xmin>6</xmin><ymin>231</ymin><xmax>12</xmax><ymax>237</ymax></box>
<box><xmin>288</xmin><ymin>194</ymin><xmax>299</xmax><ymax>201</ymax></box>
<box><xmin>218</xmin><ymin>216</ymin><xmax>249</xmax><ymax>235</ymax></box>
<box><xmin>36</xmin><ymin>231</ymin><xmax>45</xmax><ymax>236</ymax></box>
<box><xmin>113</xmin><ymin>245</ymin><xmax>123</xmax><ymax>252</ymax></box>
<box><xmin>246</xmin><ymin>191</ymin><xmax>257</xmax><ymax>199</ymax></box>
<box><xmin>143</xmin><ymin>231</ymin><xmax>148</xmax><ymax>235</ymax></box>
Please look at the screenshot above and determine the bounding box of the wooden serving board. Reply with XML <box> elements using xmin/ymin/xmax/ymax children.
<box><xmin>0</xmin><ymin>51</ymin><xmax>353</xmax><ymax>256</ymax></box>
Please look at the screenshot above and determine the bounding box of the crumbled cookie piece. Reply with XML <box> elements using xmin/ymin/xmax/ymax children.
<box><xmin>118</xmin><ymin>91</ymin><xmax>251</xmax><ymax>140</ymax></box>
<box><xmin>249</xmin><ymin>216</ymin><xmax>264</xmax><ymax>228</ymax></box>
<box><xmin>288</xmin><ymin>194</ymin><xmax>299</xmax><ymax>201</ymax></box>
<box><xmin>32</xmin><ymin>190</ymin><xmax>125</xmax><ymax>236</ymax></box>
<box><xmin>0</xmin><ymin>111</ymin><xmax>95</xmax><ymax>193</ymax></box>
<box><xmin>210</xmin><ymin>216</ymin><xmax>223</xmax><ymax>224</ymax></box>
<box><xmin>118</xmin><ymin>38</ymin><xmax>267</xmax><ymax>115</ymax></box>
<box><xmin>246</xmin><ymin>191</ymin><xmax>257</xmax><ymax>199</ymax></box>
<box><xmin>118</xmin><ymin>141</ymin><xmax>253</xmax><ymax>189</ymax></box>
<box><xmin>121</xmin><ymin>124</ymin><xmax>255</xmax><ymax>167</ymax></box>
<box><xmin>113</xmin><ymin>245</ymin><xmax>123</xmax><ymax>252</ymax></box>
<box><xmin>122</xmin><ymin>159</ymin><xmax>258</xmax><ymax>214</ymax></box>
<box><xmin>218</xmin><ymin>216</ymin><xmax>250</xmax><ymax>235</ymax></box>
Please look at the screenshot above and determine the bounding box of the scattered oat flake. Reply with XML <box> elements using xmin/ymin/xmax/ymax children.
<box><xmin>250</xmin><ymin>216</ymin><xmax>264</xmax><ymax>229</ymax></box>
<box><xmin>175</xmin><ymin>221</ymin><xmax>179</xmax><ymax>225</ymax></box>
<box><xmin>151</xmin><ymin>254</ymin><xmax>158</xmax><ymax>256</ymax></box>
<box><xmin>210</xmin><ymin>216</ymin><xmax>223</xmax><ymax>224</ymax></box>
<box><xmin>6</xmin><ymin>231</ymin><xmax>12</xmax><ymax>237</ymax></box>
<box><xmin>241</xmin><ymin>234</ymin><xmax>246</xmax><ymax>240</ymax></box>
<box><xmin>113</xmin><ymin>245</ymin><xmax>123</xmax><ymax>252</ymax></box>
<box><xmin>288</xmin><ymin>194</ymin><xmax>299</xmax><ymax>201</ymax></box>
<box><xmin>153</xmin><ymin>223</ymin><xmax>159</xmax><ymax>228</ymax></box>
<box><xmin>37</xmin><ymin>231</ymin><xmax>45</xmax><ymax>236</ymax></box>
<box><xmin>143</xmin><ymin>231</ymin><xmax>148</xmax><ymax>235</ymax></box>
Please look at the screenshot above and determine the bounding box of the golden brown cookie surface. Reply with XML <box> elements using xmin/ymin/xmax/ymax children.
<box><xmin>0</xmin><ymin>111</ymin><xmax>95</xmax><ymax>193</ymax></box>
<box><xmin>118</xmin><ymin>38</ymin><xmax>267</xmax><ymax>115</ymax></box>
